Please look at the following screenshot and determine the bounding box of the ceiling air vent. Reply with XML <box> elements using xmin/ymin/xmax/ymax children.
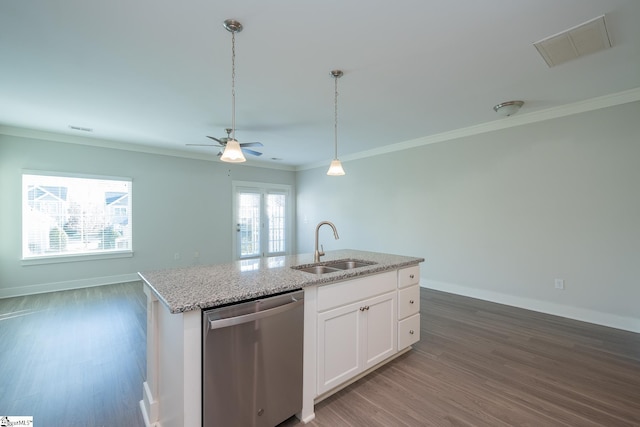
<box><xmin>533</xmin><ymin>15</ymin><xmax>612</xmax><ymax>67</ymax></box>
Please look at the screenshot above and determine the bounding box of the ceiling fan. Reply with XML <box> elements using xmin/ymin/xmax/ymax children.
<box><xmin>187</xmin><ymin>128</ymin><xmax>264</xmax><ymax>157</ymax></box>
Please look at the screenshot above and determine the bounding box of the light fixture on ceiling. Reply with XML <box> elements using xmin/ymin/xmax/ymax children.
<box><xmin>327</xmin><ymin>70</ymin><xmax>346</xmax><ymax>176</ymax></box>
<box><xmin>220</xmin><ymin>19</ymin><xmax>246</xmax><ymax>163</ymax></box>
<box><xmin>493</xmin><ymin>100</ymin><xmax>524</xmax><ymax>117</ymax></box>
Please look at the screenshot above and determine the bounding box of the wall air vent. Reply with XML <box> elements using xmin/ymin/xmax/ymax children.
<box><xmin>533</xmin><ymin>15</ymin><xmax>612</xmax><ymax>67</ymax></box>
<box><xmin>68</xmin><ymin>125</ymin><xmax>93</xmax><ymax>132</ymax></box>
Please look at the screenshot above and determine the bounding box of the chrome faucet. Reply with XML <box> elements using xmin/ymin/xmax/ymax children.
<box><xmin>314</xmin><ymin>221</ymin><xmax>339</xmax><ymax>263</ymax></box>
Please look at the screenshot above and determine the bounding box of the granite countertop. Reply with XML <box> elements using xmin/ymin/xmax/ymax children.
<box><xmin>138</xmin><ymin>249</ymin><xmax>424</xmax><ymax>313</ymax></box>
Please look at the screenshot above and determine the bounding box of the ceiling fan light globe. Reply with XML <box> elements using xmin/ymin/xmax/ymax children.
<box><xmin>220</xmin><ymin>139</ymin><xmax>246</xmax><ymax>163</ymax></box>
<box><xmin>327</xmin><ymin>159</ymin><xmax>345</xmax><ymax>176</ymax></box>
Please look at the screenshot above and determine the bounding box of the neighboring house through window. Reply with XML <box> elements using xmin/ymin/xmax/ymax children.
<box><xmin>22</xmin><ymin>172</ymin><xmax>133</xmax><ymax>261</ymax></box>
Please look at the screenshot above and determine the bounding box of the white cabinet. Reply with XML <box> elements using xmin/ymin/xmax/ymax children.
<box><xmin>311</xmin><ymin>266</ymin><xmax>421</xmax><ymax>398</ymax></box>
<box><xmin>316</xmin><ymin>272</ymin><xmax>397</xmax><ymax>396</ymax></box>
<box><xmin>397</xmin><ymin>266</ymin><xmax>420</xmax><ymax>350</ymax></box>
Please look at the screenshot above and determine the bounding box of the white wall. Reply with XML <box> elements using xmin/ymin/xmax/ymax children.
<box><xmin>296</xmin><ymin>102</ymin><xmax>640</xmax><ymax>332</ymax></box>
<box><xmin>0</xmin><ymin>133</ymin><xmax>295</xmax><ymax>297</ymax></box>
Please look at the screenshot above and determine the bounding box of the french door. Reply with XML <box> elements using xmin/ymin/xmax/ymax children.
<box><xmin>232</xmin><ymin>182</ymin><xmax>292</xmax><ymax>260</ymax></box>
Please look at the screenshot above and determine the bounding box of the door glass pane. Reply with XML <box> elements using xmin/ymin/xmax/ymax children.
<box><xmin>267</xmin><ymin>193</ymin><xmax>286</xmax><ymax>254</ymax></box>
<box><xmin>238</xmin><ymin>192</ymin><xmax>261</xmax><ymax>258</ymax></box>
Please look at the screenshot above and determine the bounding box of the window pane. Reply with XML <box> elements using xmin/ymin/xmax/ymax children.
<box><xmin>267</xmin><ymin>193</ymin><xmax>286</xmax><ymax>254</ymax></box>
<box><xmin>238</xmin><ymin>192</ymin><xmax>261</xmax><ymax>258</ymax></box>
<box><xmin>22</xmin><ymin>174</ymin><xmax>132</xmax><ymax>258</ymax></box>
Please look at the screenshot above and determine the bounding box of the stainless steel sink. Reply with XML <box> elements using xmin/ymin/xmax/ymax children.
<box><xmin>292</xmin><ymin>259</ymin><xmax>377</xmax><ymax>274</ymax></box>
<box><xmin>294</xmin><ymin>265</ymin><xmax>341</xmax><ymax>274</ymax></box>
<box><xmin>325</xmin><ymin>260</ymin><xmax>376</xmax><ymax>270</ymax></box>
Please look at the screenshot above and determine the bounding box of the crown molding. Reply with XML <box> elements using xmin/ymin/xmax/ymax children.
<box><xmin>297</xmin><ymin>87</ymin><xmax>640</xmax><ymax>171</ymax></box>
<box><xmin>0</xmin><ymin>125</ymin><xmax>296</xmax><ymax>172</ymax></box>
<box><xmin>2</xmin><ymin>87</ymin><xmax>638</xmax><ymax>174</ymax></box>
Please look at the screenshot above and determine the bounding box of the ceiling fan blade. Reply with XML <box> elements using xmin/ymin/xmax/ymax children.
<box><xmin>206</xmin><ymin>136</ymin><xmax>224</xmax><ymax>143</ymax></box>
<box><xmin>186</xmin><ymin>143</ymin><xmax>223</xmax><ymax>147</ymax></box>
<box><xmin>239</xmin><ymin>141</ymin><xmax>263</xmax><ymax>148</ymax></box>
<box><xmin>242</xmin><ymin>148</ymin><xmax>263</xmax><ymax>157</ymax></box>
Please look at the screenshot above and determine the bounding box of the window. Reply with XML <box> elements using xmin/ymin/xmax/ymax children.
<box><xmin>233</xmin><ymin>182</ymin><xmax>292</xmax><ymax>260</ymax></box>
<box><xmin>22</xmin><ymin>172</ymin><xmax>132</xmax><ymax>260</ymax></box>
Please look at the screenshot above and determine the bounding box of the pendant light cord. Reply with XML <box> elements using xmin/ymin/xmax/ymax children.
<box><xmin>231</xmin><ymin>30</ymin><xmax>236</xmax><ymax>141</ymax></box>
<box><xmin>334</xmin><ymin>75</ymin><xmax>339</xmax><ymax>159</ymax></box>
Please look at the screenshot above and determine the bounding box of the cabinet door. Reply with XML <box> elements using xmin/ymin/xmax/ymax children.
<box><xmin>317</xmin><ymin>301</ymin><xmax>363</xmax><ymax>395</ymax></box>
<box><xmin>363</xmin><ymin>292</ymin><xmax>397</xmax><ymax>369</ymax></box>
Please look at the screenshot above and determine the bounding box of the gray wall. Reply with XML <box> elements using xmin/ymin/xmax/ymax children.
<box><xmin>296</xmin><ymin>102</ymin><xmax>640</xmax><ymax>332</ymax></box>
<box><xmin>0</xmin><ymin>133</ymin><xmax>295</xmax><ymax>296</ymax></box>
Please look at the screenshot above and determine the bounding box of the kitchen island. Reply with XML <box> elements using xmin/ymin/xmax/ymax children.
<box><xmin>139</xmin><ymin>249</ymin><xmax>424</xmax><ymax>427</ymax></box>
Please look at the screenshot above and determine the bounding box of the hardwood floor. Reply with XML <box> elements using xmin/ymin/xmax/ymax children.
<box><xmin>0</xmin><ymin>282</ymin><xmax>146</xmax><ymax>427</ymax></box>
<box><xmin>2</xmin><ymin>284</ymin><xmax>639</xmax><ymax>426</ymax></box>
<box><xmin>284</xmin><ymin>289</ymin><xmax>640</xmax><ymax>427</ymax></box>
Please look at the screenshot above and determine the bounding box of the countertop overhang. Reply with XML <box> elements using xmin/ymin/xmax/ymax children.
<box><xmin>138</xmin><ymin>250</ymin><xmax>424</xmax><ymax>313</ymax></box>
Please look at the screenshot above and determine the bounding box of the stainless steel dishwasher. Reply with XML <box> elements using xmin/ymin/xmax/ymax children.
<box><xmin>202</xmin><ymin>289</ymin><xmax>304</xmax><ymax>427</ymax></box>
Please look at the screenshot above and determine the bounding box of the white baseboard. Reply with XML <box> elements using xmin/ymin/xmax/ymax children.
<box><xmin>0</xmin><ymin>273</ymin><xmax>140</xmax><ymax>298</ymax></box>
<box><xmin>422</xmin><ymin>279</ymin><xmax>640</xmax><ymax>334</ymax></box>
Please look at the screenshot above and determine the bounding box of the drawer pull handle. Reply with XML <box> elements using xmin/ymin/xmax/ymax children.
<box><xmin>409</xmin><ymin>300</ymin><xmax>414</xmax><ymax>304</ymax></box>
<box><xmin>365</xmin><ymin>306</ymin><xmax>369</xmax><ymax>310</ymax></box>
<box><xmin>409</xmin><ymin>274</ymin><xmax>415</xmax><ymax>279</ymax></box>
<box><xmin>409</xmin><ymin>330</ymin><xmax>414</xmax><ymax>335</ymax></box>
<box><xmin>359</xmin><ymin>307</ymin><xmax>365</xmax><ymax>311</ymax></box>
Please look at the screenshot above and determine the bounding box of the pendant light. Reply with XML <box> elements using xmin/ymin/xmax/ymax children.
<box><xmin>220</xmin><ymin>19</ymin><xmax>246</xmax><ymax>163</ymax></box>
<box><xmin>327</xmin><ymin>70</ymin><xmax>346</xmax><ymax>176</ymax></box>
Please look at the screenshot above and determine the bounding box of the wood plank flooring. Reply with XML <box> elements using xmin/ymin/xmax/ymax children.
<box><xmin>1</xmin><ymin>284</ymin><xmax>639</xmax><ymax>426</ymax></box>
<box><xmin>0</xmin><ymin>282</ymin><xmax>146</xmax><ymax>427</ymax></box>
<box><xmin>284</xmin><ymin>289</ymin><xmax>640</xmax><ymax>427</ymax></box>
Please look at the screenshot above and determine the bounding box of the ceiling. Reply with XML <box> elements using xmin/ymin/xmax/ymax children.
<box><xmin>1</xmin><ymin>0</ymin><xmax>639</xmax><ymax>168</ymax></box>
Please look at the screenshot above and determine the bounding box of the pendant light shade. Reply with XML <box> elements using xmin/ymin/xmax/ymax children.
<box><xmin>327</xmin><ymin>159</ymin><xmax>345</xmax><ymax>175</ymax></box>
<box><xmin>219</xmin><ymin>138</ymin><xmax>245</xmax><ymax>162</ymax></box>
<box><xmin>221</xmin><ymin>19</ymin><xmax>246</xmax><ymax>163</ymax></box>
<box><xmin>327</xmin><ymin>70</ymin><xmax>345</xmax><ymax>176</ymax></box>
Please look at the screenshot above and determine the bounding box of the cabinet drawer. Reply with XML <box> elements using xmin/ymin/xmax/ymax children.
<box><xmin>317</xmin><ymin>271</ymin><xmax>396</xmax><ymax>312</ymax></box>
<box><xmin>398</xmin><ymin>285</ymin><xmax>420</xmax><ymax>319</ymax></box>
<box><xmin>398</xmin><ymin>265</ymin><xmax>420</xmax><ymax>289</ymax></box>
<box><xmin>398</xmin><ymin>314</ymin><xmax>420</xmax><ymax>350</ymax></box>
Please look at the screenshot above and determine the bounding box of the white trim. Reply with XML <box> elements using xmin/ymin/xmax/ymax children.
<box><xmin>0</xmin><ymin>125</ymin><xmax>296</xmax><ymax>171</ymax></box>
<box><xmin>4</xmin><ymin>88</ymin><xmax>637</xmax><ymax>173</ymax></box>
<box><xmin>422</xmin><ymin>279</ymin><xmax>640</xmax><ymax>333</ymax></box>
<box><xmin>22</xmin><ymin>168</ymin><xmax>133</xmax><ymax>183</ymax></box>
<box><xmin>22</xmin><ymin>250</ymin><xmax>134</xmax><ymax>266</ymax></box>
<box><xmin>297</xmin><ymin>87</ymin><xmax>640</xmax><ymax>171</ymax></box>
<box><xmin>0</xmin><ymin>273</ymin><xmax>140</xmax><ymax>299</ymax></box>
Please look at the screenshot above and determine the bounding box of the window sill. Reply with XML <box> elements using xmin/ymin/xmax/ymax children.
<box><xmin>21</xmin><ymin>250</ymin><xmax>134</xmax><ymax>266</ymax></box>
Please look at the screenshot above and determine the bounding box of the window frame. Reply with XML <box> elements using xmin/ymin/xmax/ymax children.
<box><xmin>231</xmin><ymin>181</ymin><xmax>293</xmax><ymax>260</ymax></box>
<box><xmin>21</xmin><ymin>170</ymin><xmax>133</xmax><ymax>265</ymax></box>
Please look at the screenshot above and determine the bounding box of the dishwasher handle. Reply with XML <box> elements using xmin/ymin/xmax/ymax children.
<box><xmin>208</xmin><ymin>297</ymin><xmax>303</xmax><ymax>330</ymax></box>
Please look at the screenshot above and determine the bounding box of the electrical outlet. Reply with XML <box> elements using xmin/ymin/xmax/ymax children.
<box><xmin>174</xmin><ymin>252</ymin><xmax>180</xmax><ymax>260</ymax></box>
<box><xmin>194</xmin><ymin>251</ymin><xmax>200</xmax><ymax>258</ymax></box>
<box><xmin>554</xmin><ymin>279</ymin><xmax>565</xmax><ymax>290</ymax></box>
